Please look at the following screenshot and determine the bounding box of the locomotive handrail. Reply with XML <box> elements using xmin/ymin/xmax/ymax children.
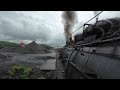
<box><xmin>63</xmin><ymin>58</ymin><xmax>92</xmax><ymax>79</ymax></box>
<box><xmin>72</xmin><ymin>11</ymin><xmax>103</xmax><ymax>35</ymax></box>
<box><xmin>74</xmin><ymin>36</ymin><xmax>120</xmax><ymax>47</ymax></box>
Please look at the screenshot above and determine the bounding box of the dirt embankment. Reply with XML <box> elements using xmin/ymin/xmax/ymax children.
<box><xmin>0</xmin><ymin>41</ymin><xmax>56</xmax><ymax>79</ymax></box>
<box><xmin>0</xmin><ymin>52</ymin><xmax>56</xmax><ymax>79</ymax></box>
<box><xmin>0</xmin><ymin>41</ymin><xmax>51</xmax><ymax>54</ymax></box>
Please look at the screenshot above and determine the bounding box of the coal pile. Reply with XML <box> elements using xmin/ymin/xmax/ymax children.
<box><xmin>0</xmin><ymin>41</ymin><xmax>50</xmax><ymax>54</ymax></box>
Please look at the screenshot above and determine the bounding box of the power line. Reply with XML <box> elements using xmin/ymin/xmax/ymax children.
<box><xmin>72</xmin><ymin>11</ymin><xmax>103</xmax><ymax>35</ymax></box>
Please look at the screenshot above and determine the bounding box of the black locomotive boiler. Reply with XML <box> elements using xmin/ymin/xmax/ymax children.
<box><xmin>55</xmin><ymin>18</ymin><xmax>120</xmax><ymax>79</ymax></box>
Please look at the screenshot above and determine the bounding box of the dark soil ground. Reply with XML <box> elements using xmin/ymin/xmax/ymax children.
<box><xmin>0</xmin><ymin>52</ymin><xmax>56</xmax><ymax>79</ymax></box>
<box><xmin>0</xmin><ymin>41</ymin><xmax>56</xmax><ymax>79</ymax></box>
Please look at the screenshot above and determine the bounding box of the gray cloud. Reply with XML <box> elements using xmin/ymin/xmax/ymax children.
<box><xmin>0</xmin><ymin>11</ymin><xmax>64</xmax><ymax>46</ymax></box>
<box><xmin>0</xmin><ymin>11</ymin><xmax>120</xmax><ymax>47</ymax></box>
<box><xmin>0</xmin><ymin>16</ymin><xmax>51</xmax><ymax>41</ymax></box>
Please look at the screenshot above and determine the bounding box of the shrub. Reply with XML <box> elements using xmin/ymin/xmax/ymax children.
<box><xmin>8</xmin><ymin>65</ymin><xmax>32</xmax><ymax>79</ymax></box>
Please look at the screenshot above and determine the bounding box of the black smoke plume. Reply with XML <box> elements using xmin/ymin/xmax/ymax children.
<box><xmin>62</xmin><ymin>11</ymin><xmax>78</xmax><ymax>43</ymax></box>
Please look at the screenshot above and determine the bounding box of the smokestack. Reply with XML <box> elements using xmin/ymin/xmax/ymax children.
<box><xmin>62</xmin><ymin>11</ymin><xmax>78</xmax><ymax>45</ymax></box>
<box><xmin>93</xmin><ymin>11</ymin><xmax>100</xmax><ymax>22</ymax></box>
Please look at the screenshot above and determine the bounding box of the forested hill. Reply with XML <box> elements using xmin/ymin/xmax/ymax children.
<box><xmin>0</xmin><ymin>41</ymin><xmax>54</xmax><ymax>50</ymax></box>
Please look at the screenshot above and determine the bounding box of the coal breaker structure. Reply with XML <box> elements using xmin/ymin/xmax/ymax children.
<box><xmin>55</xmin><ymin>13</ymin><xmax>120</xmax><ymax>79</ymax></box>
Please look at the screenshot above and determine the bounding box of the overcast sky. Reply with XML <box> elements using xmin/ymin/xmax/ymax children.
<box><xmin>0</xmin><ymin>11</ymin><xmax>120</xmax><ymax>47</ymax></box>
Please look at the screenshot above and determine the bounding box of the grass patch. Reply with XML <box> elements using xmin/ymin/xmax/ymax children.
<box><xmin>8</xmin><ymin>65</ymin><xmax>32</xmax><ymax>79</ymax></box>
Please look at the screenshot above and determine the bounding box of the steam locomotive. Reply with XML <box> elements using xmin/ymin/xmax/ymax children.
<box><xmin>55</xmin><ymin>17</ymin><xmax>120</xmax><ymax>79</ymax></box>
